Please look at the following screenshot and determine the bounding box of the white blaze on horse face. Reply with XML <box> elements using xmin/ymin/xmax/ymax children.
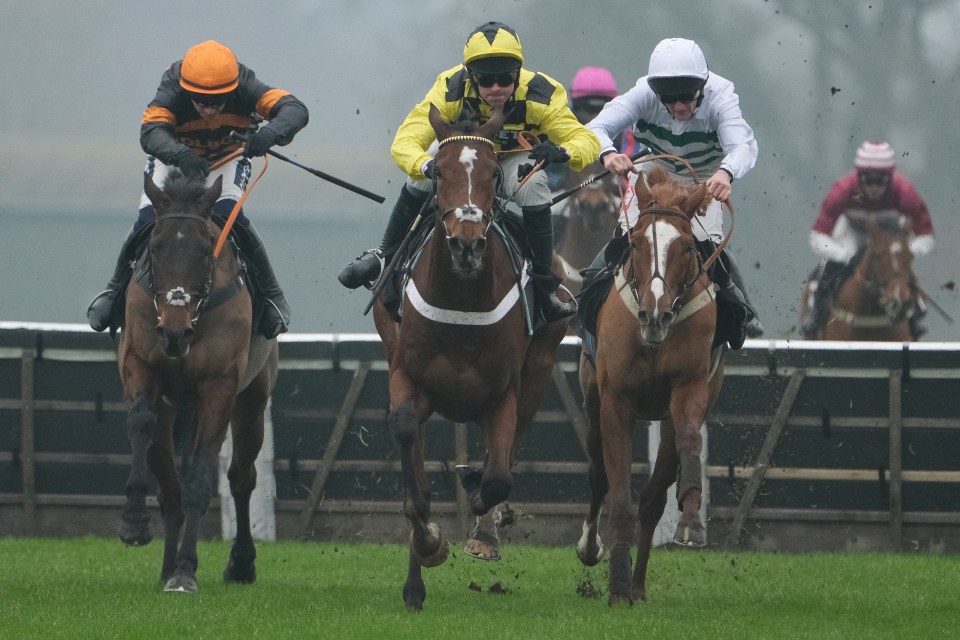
<box><xmin>455</xmin><ymin>146</ymin><xmax>483</xmax><ymax>222</ymax></box>
<box><xmin>645</xmin><ymin>220</ymin><xmax>681</xmax><ymax>304</ymax></box>
<box><xmin>889</xmin><ymin>239</ymin><xmax>904</xmax><ymax>272</ymax></box>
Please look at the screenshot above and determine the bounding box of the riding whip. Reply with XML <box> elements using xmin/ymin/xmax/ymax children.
<box><xmin>551</xmin><ymin>147</ymin><xmax>648</xmax><ymax>205</ymax></box>
<box><xmin>229</xmin><ymin>131</ymin><xmax>385</xmax><ymax>203</ymax></box>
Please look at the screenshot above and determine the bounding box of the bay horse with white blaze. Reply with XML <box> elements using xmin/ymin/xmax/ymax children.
<box><xmin>577</xmin><ymin>166</ymin><xmax>725</xmax><ymax>605</ymax></box>
<box><xmin>372</xmin><ymin>104</ymin><xmax>569</xmax><ymax>611</ymax></box>
<box><xmin>117</xmin><ymin>171</ymin><xmax>278</xmax><ymax>593</ymax></box>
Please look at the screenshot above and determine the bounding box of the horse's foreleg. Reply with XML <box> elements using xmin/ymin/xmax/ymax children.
<box><xmin>576</xmin><ymin>362</ymin><xmax>606</xmax><ymax>567</ymax></box>
<box><xmin>166</xmin><ymin>387</ymin><xmax>235</xmax><ymax>594</ymax></box>
<box><xmin>598</xmin><ymin>392</ymin><xmax>636</xmax><ymax>606</ymax></box>
<box><xmin>633</xmin><ymin>422</ymin><xmax>680</xmax><ymax>602</ymax></box>
<box><xmin>147</xmin><ymin>411</ymin><xmax>182</xmax><ymax>583</ymax></box>
<box><xmin>669</xmin><ymin>389</ymin><xmax>708</xmax><ymax>548</ymax></box>
<box><xmin>478</xmin><ymin>394</ymin><xmax>519</xmax><ymax>512</ymax></box>
<box><xmin>119</xmin><ymin>393</ymin><xmax>158</xmax><ymax>547</ymax></box>
<box><xmin>222</xmin><ymin>397</ymin><xmax>266</xmax><ymax>585</ymax></box>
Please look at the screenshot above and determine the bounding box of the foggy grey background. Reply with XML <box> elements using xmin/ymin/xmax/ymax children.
<box><xmin>2</xmin><ymin>0</ymin><xmax>958</xmax><ymax>339</ymax></box>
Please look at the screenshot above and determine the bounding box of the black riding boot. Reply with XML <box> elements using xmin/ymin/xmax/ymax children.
<box><xmin>231</xmin><ymin>220</ymin><xmax>290</xmax><ymax>339</ymax></box>
<box><xmin>725</xmin><ymin>250</ymin><xmax>764</xmax><ymax>338</ymax></box>
<box><xmin>522</xmin><ymin>204</ymin><xmax>577</xmax><ymax>323</ymax></box>
<box><xmin>701</xmin><ymin>242</ymin><xmax>755</xmax><ymax>349</ymax></box>
<box><xmin>86</xmin><ymin>224</ymin><xmax>150</xmax><ymax>332</ymax></box>
<box><xmin>337</xmin><ymin>185</ymin><xmax>426</xmax><ymax>290</ymax></box>
<box><xmin>801</xmin><ymin>260</ymin><xmax>844</xmax><ymax>339</ymax></box>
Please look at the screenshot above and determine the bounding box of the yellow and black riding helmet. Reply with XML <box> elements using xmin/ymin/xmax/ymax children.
<box><xmin>179</xmin><ymin>40</ymin><xmax>240</xmax><ymax>96</ymax></box>
<box><xmin>463</xmin><ymin>21</ymin><xmax>524</xmax><ymax>77</ymax></box>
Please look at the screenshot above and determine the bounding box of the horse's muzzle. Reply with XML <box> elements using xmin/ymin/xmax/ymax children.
<box><xmin>447</xmin><ymin>236</ymin><xmax>486</xmax><ymax>273</ymax></box>
<box><xmin>156</xmin><ymin>324</ymin><xmax>195</xmax><ymax>358</ymax></box>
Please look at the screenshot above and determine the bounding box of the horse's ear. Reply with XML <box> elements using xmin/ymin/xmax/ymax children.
<box><xmin>634</xmin><ymin>170</ymin><xmax>652</xmax><ymax>203</ymax></box>
<box><xmin>198</xmin><ymin>175</ymin><xmax>223</xmax><ymax>216</ymax></box>
<box><xmin>476</xmin><ymin>106</ymin><xmax>506</xmax><ymax>140</ymax></box>
<box><xmin>683</xmin><ymin>183</ymin><xmax>709</xmax><ymax>216</ymax></box>
<box><xmin>143</xmin><ymin>172</ymin><xmax>169</xmax><ymax>211</ymax></box>
<box><xmin>429</xmin><ymin>103</ymin><xmax>455</xmax><ymax>140</ymax></box>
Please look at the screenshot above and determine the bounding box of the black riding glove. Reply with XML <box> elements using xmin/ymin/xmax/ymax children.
<box><xmin>518</xmin><ymin>141</ymin><xmax>570</xmax><ymax>180</ymax></box>
<box><xmin>176</xmin><ymin>150</ymin><xmax>210</xmax><ymax>179</ymax></box>
<box><xmin>243</xmin><ymin>127</ymin><xmax>279</xmax><ymax>158</ymax></box>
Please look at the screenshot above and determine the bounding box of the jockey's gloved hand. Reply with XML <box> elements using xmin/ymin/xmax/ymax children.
<box><xmin>528</xmin><ymin>140</ymin><xmax>570</xmax><ymax>166</ymax></box>
<box><xmin>244</xmin><ymin>127</ymin><xmax>279</xmax><ymax>158</ymax></box>
<box><xmin>422</xmin><ymin>159</ymin><xmax>437</xmax><ymax>179</ymax></box>
<box><xmin>176</xmin><ymin>150</ymin><xmax>210</xmax><ymax>179</ymax></box>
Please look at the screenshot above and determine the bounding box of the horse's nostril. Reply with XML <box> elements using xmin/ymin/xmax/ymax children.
<box><xmin>473</xmin><ymin>238</ymin><xmax>486</xmax><ymax>254</ymax></box>
<box><xmin>660</xmin><ymin>312</ymin><xmax>675</xmax><ymax>327</ymax></box>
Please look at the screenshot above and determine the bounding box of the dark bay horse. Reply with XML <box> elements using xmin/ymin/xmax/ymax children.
<box><xmin>117</xmin><ymin>171</ymin><xmax>279</xmax><ymax>593</ymax></box>
<box><xmin>554</xmin><ymin>168</ymin><xmax>622</xmax><ymax>297</ymax></box>
<box><xmin>372</xmin><ymin>104</ymin><xmax>569</xmax><ymax>611</ymax></box>
<box><xmin>576</xmin><ymin>166</ymin><xmax>725</xmax><ymax>605</ymax></box>
<box><xmin>801</xmin><ymin>213</ymin><xmax>919</xmax><ymax>341</ymax></box>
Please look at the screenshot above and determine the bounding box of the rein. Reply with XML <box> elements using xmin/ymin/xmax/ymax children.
<box><xmin>213</xmin><ymin>155</ymin><xmax>269</xmax><ymax>258</ymax></box>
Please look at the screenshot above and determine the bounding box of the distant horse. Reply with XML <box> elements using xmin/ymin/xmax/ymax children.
<box><xmin>576</xmin><ymin>166</ymin><xmax>725</xmax><ymax>605</ymax></box>
<box><xmin>372</xmin><ymin>104</ymin><xmax>569</xmax><ymax>611</ymax></box>
<box><xmin>554</xmin><ymin>168</ymin><xmax>622</xmax><ymax>297</ymax></box>
<box><xmin>800</xmin><ymin>212</ymin><xmax>919</xmax><ymax>341</ymax></box>
<box><xmin>117</xmin><ymin>171</ymin><xmax>279</xmax><ymax>593</ymax></box>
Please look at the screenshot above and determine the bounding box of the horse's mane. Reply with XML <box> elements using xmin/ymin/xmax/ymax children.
<box><xmin>645</xmin><ymin>166</ymin><xmax>706</xmax><ymax>212</ymax></box>
<box><xmin>161</xmin><ymin>170</ymin><xmax>210</xmax><ymax>210</ymax></box>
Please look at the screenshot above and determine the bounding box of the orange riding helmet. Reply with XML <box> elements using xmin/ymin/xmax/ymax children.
<box><xmin>179</xmin><ymin>40</ymin><xmax>240</xmax><ymax>94</ymax></box>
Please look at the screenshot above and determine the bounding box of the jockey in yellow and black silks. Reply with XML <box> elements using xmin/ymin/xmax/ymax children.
<box><xmin>338</xmin><ymin>21</ymin><xmax>600</xmax><ymax>323</ymax></box>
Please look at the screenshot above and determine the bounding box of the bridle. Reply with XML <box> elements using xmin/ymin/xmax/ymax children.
<box><xmin>148</xmin><ymin>212</ymin><xmax>216</xmax><ymax>325</ymax></box>
<box><xmin>622</xmin><ymin>207</ymin><xmax>703</xmax><ymax>316</ymax></box>
<box><xmin>434</xmin><ymin>134</ymin><xmax>500</xmax><ymax>239</ymax></box>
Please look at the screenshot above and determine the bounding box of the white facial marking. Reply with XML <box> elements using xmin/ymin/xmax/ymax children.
<box><xmin>645</xmin><ymin>220</ymin><xmax>681</xmax><ymax>303</ymax></box>
<box><xmin>456</xmin><ymin>146</ymin><xmax>482</xmax><ymax>222</ymax></box>
<box><xmin>176</xmin><ymin>231</ymin><xmax>185</xmax><ymax>240</ymax></box>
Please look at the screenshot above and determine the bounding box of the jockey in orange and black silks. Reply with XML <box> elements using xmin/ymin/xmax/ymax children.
<box><xmin>87</xmin><ymin>40</ymin><xmax>309</xmax><ymax>340</ymax></box>
<box><xmin>141</xmin><ymin>40</ymin><xmax>308</xmax><ymax>170</ymax></box>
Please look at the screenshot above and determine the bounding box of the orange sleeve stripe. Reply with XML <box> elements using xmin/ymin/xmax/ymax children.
<box><xmin>256</xmin><ymin>89</ymin><xmax>290</xmax><ymax>117</ymax></box>
<box><xmin>142</xmin><ymin>105</ymin><xmax>176</xmax><ymax>125</ymax></box>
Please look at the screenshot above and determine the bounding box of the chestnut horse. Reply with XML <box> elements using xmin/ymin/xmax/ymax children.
<box><xmin>117</xmin><ymin>171</ymin><xmax>279</xmax><ymax>593</ymax></box>
<box><xmin>801</xmin><ymin>212</ymin><xmax>919</xmax><ymax>341</ymax></box>
<box><xmin>372</xmin><ymin>105</ymin><xmax>569</xmax><ymax>611</ymax></box>
<box><xmin>576</xmin><ymin>166</ymin><xmax>725</xmax><ymax>605</ymax></box>
<box><xmin>554</xmin><ymin>169</ymin><xmax>622</xmax><ymax>296</ymax></box>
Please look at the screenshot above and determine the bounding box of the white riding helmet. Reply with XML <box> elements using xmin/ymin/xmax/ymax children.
<box><xmin>647</xmin><ymin>38</ymin><xmax>709</xmax><ymax>100</ymax></box>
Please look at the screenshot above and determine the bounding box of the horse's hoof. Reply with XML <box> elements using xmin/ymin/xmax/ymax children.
<box><xmin>223</xmin><ymin>558</ymin><xmax>257</xmax><ymax>584</ymax></box>
<box><xmin>455</xmin><ymin>465</ymin><xmax>483</xmax><ymax>491</ymax></box>
<box><xmin>463</xmin><ymin>529</ymin><xmax>501</xmax><ymax>561</ymax></box>
<box><xmin>607</xmin><ymin>592</ymin><xmax>634</xmax><ymax>607</ymax></box>
<box><xmin>164</xmin><ymin>573</ymin><xmax>199</xmax><ymax>593</ymax></box>
<box><xmin>672</xmin><ymin>523</ymin><xmax>707</xmax><ymax>547</ymax></box>
<box><xmin>576</xmin><ymin>540</ymin><xmax>605</xmax><ymax>567</ymax></box>
<box><xmin>117</xmin><ymin>524</ymin><xmax>153</xmax><ymax>547</ymax></box>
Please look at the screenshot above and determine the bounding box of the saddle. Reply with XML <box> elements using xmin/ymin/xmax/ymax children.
<box><xmin>576</xmin><ymin>235</ymin><xmax>748</xmax><ymax>351</ymax></box>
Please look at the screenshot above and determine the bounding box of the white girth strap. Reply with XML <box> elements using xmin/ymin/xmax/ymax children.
<box><xmin>614</xmin><ymin>271</ymin><xmax>716</xmax><ymax>324</ymax></box>
<box><xmin>405</xmin><ymin>270</ymin><xmax>531</xmax><ymax>326</ymax></box>
<box><xmin>830</xmin><ymin>308</ymin><xmax>895</xmax><ymax>328</ymax></box>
